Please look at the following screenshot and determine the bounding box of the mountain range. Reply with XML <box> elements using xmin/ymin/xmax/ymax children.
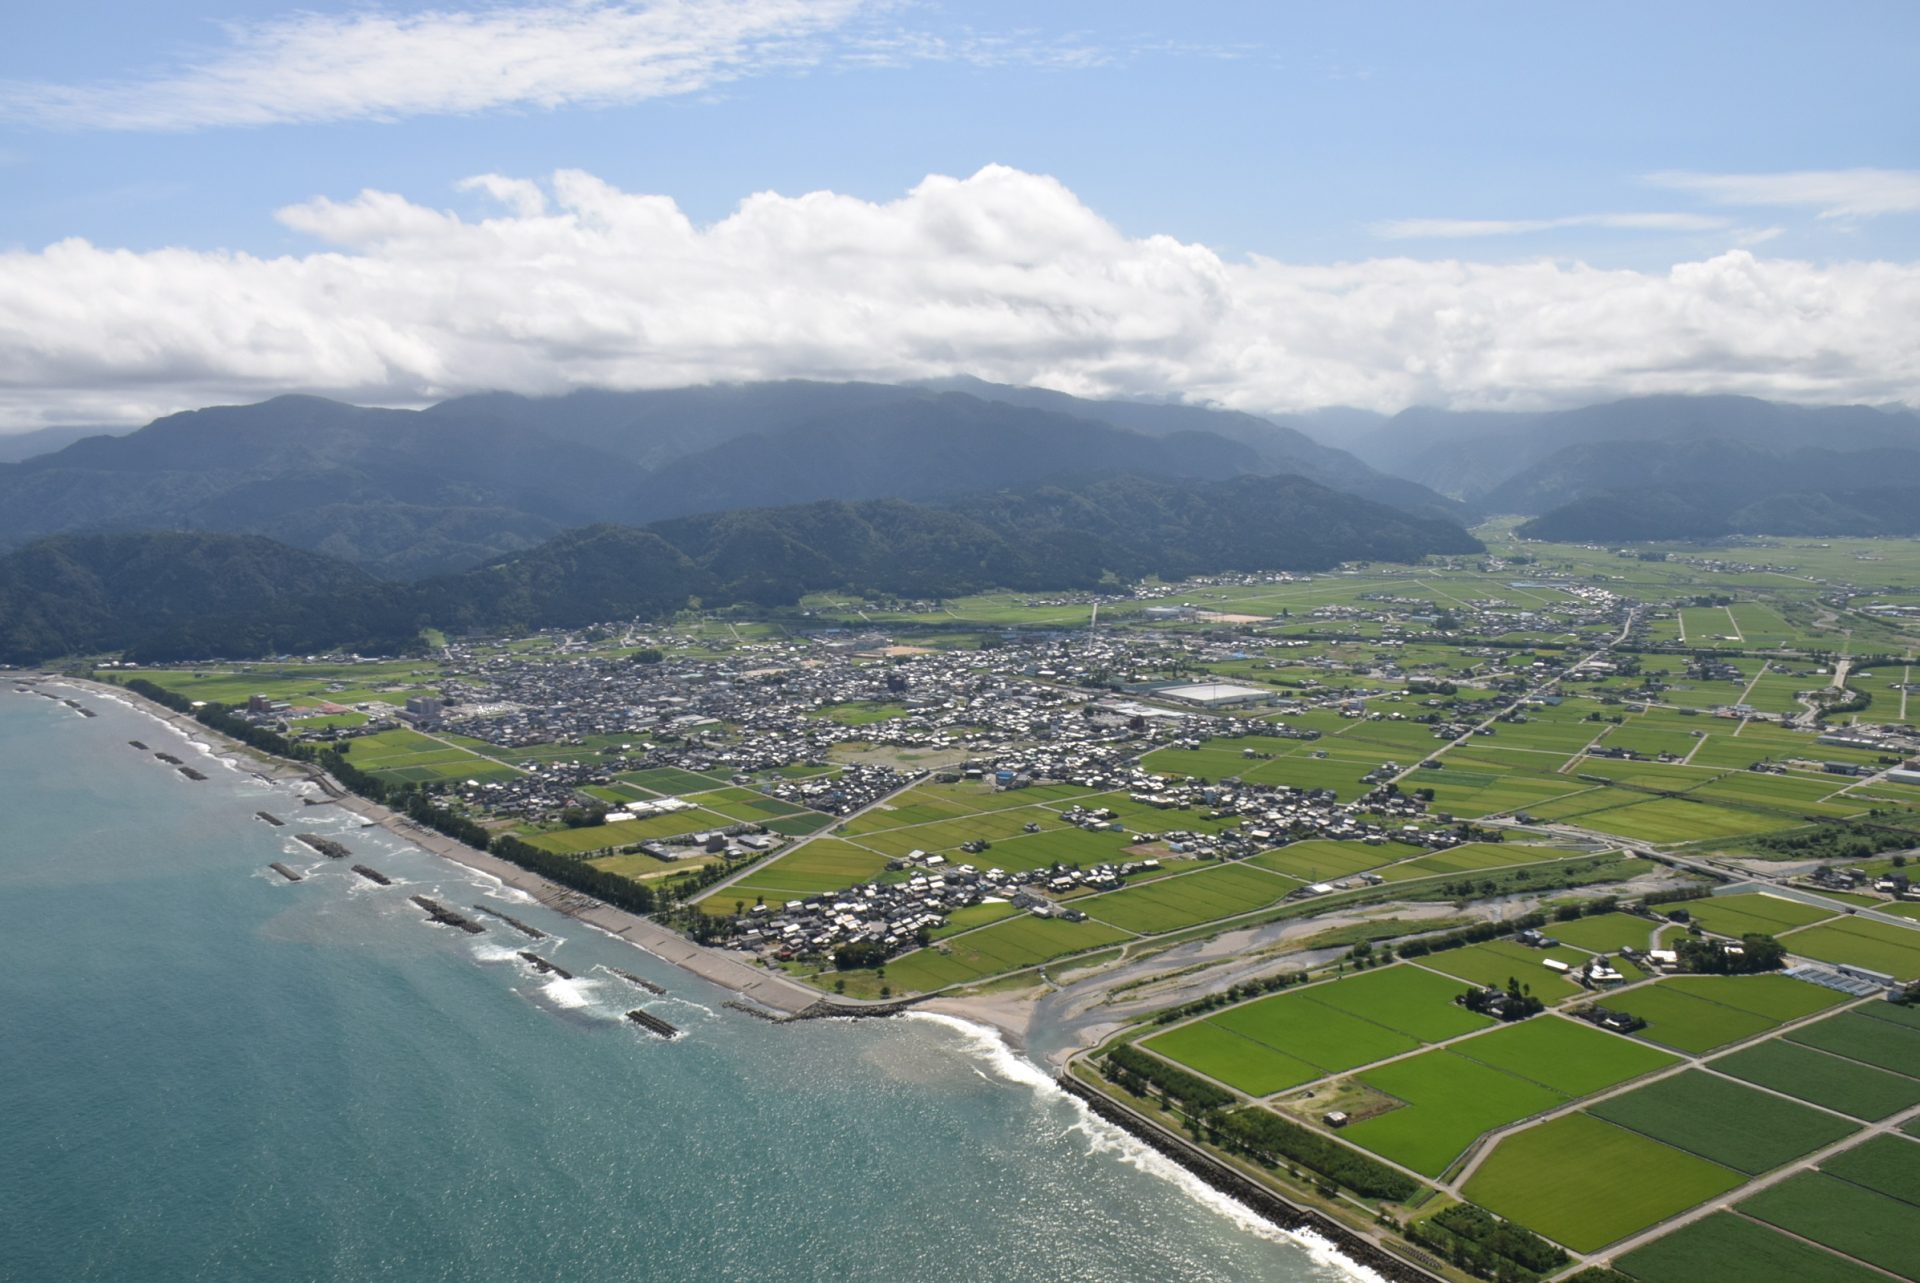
<box><xmin>0</xmin><ymin>381</ymin><xmax>1460</xmax><ymax>578</ymax></box>
<box><xmin>1300</xmin><ymin>395</ymin><xmax>1920</xmax><ymax>540</ymax></box>
<box><xmin>0</xmin><ymin>472</ymin><xmax>1481</xmax><ymax>665</ymax></box>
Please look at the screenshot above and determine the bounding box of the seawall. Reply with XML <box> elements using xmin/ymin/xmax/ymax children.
<box><xmin>1055</xmin><ymin>1075</ymin><xmax>1444</xmax><ymax>1283</ymax></box>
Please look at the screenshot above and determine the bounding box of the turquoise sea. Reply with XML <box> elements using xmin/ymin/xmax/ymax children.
<box><xmin>0</xmin><ymin>687</ymin><xmax>1362</xmax><ymax>1282</ymax></box>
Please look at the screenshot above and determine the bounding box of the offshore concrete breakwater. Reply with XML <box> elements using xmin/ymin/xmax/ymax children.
<box><xmin>70</xmin><ymin>676</ymin><xmax>967</xmax><ymax>1025</ymax></box>
<box><xmin>1055</xmin><ymin>1076</ymin><xmax>1443</xmax><ymax>1283</ymax></box>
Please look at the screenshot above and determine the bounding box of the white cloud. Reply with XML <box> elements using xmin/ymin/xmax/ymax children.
<box><xmin>1647</xmin><ymin>169</ymin><xmax>1920</xmax><ymax>220</ymax></box>
<box><xmin>1374</xmin><ymin>212</ymin><xmax>1730</xmax><ymax>239</ymax></box>
<box><xmin>0</xmin><ymin>165</ymin><xmax>1917</xmax><ymax>429</ymax></box>
<box><xmin>0</xmin><ymin>1</ymin><xmax>1167</xmax><ymax>132</ymax></box>
<box><xmin>0</xmin><ymin>0</ymin><xmax>870</xmax><ymax>131</ymax></box>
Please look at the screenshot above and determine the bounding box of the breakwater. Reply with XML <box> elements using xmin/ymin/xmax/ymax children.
<box><xmin>409</xmin><ymin>896</ymin><xmax>484</xmax><ymax>934</ymax></box>
<box><xmin>269</xmin><ymin>862</ymin><xmax>303</xmax><ymax>882</ymax></box>
<box><xmin>623</xmin><ymin>1008</ymin><xmax>679</xmax><ymax>1038</ymax></box>
<box><xmin>472</xmin><ymin>904</ymin><xmax>546</xmax><ymax>939</ymax></box>
<box><xmin>1055</xmin><ymin>1075</ymin><xmax>1442</xmax><ymax>1283</ymax></box>
<box><xmin>517</xmin><ymin>952</ymin><xmax>573</xmax><ymax>979</ymax></box>
<box><xmin>351</xmin><ymin>864</ymin><xmax>392</xmax><ymax>886</ymax></box>
<box><xmin>129</xmin><ymin>740</ymin><xmax>148</xmax><ymax>750</ymax></box>
<box><xmin>296</xmin><ymin>834</ymin><xmax>350</xmax><ymax>859</ymax></box>
<box><xmin>178</xmin><ymin>766</ymin><xmax>207</xmax><ymax>781</ymax></box>
<box><xmin>256</xmin><ymin>810</ymin><xmax>285</xmax><ymax>827</ymax></box>
<box><xmin>610</xmin><ymin>968</ymin><xmax>666</xmax><ymax>995</ymax></box>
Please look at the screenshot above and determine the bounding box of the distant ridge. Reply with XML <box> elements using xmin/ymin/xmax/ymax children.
<box><xmin>0</xmin><ymin>381</ymin><xmax>1458</xmax><ymax>577</ymax></box>
<box><xmin>0</xmin><ymin>471</ymin><xmax>1480</xmax><ymax>664</ymax></box>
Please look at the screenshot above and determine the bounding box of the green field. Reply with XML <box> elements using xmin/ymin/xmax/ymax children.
<box><xmin>1464</xmin><ymin>1113</ymin><xmax>1744</xmax><ymax>1252</ymax></box>
<box><xmin>1710</xmin><ymin>1039</ymin><xmax>1920</xmax><ymax>1120</ymax></box>
<box><xmin>341</xmin><ymin>728</ymin><xmax>522</xmax><ymax>784</ymax></box>
<box><xmin>1080</xmin><ymin>862</ymin><xmax>1301</xmax><ymax>934</ymax></box>
<box><xmin>1452</xmin><ymin>1016</ymin><xmax>1679</xmax><ymax>1097</ymax></box>
<box><xmin>875</xmin><ymin>913</ymin><xmax>1133</xmax><ymax>992</ymax></box>
<box><xmin>1822</xmin><ymin>1134</ymin><xmax>1920</xmax><ymax>1208</ymax></box>
<box><xmin>1785</xmin><ymin>917</ymin><xmax>1920</xmax><ymax>979</ymax></box>
<box><xmin>1415</xmin><ymin>940</ymin><xmax>1591</xmax><ymax>991</ymax></box>
<box><xmin>1590</xmin><ymin>1070</ymin><xmax>1858</xmax><ymax>1173</ymax></box>
<box><xmin>1347</xmin><ymin>1050</ymin><xmax>1568</xmax><ymax>1177</ymax></box>
<box><xmin>1141</xmin><ymin>1022</ymin><xmax>1324</xmax><ymax>1097</ymax></box>
<box><xmin>1615</xmin><ymin>1211</ymin><xmax>1888</xmax><ymax>1283</ymax></box>
<box><xmin>1739</xmin><ymin>1171</ymin><xmax>1920</xmax><ymax>1281</ymax></box>
<box><xmin>1286</xmin><ymin>964</ymin><xmax>1495</xmax><ymax>1043</ymax></box>
<box><xmin>1547</xmin><ymin>911</ymin><xmax>1658</xmax><ymax>954</ymax></box>
<box><xmin>1685</xmin><ymin>892</ymin><xmax>1837</xmax><ymax>938</ymax></box>
<box><xmin>1787</xmin><ymin>1009</ymin><xmax>1920</xmax><ymax>1074</ymax></box>
<box><xmin>1606</xmin><ymin>975</ymin><xmax>1846</xmax><ymax>1054</ymax></box>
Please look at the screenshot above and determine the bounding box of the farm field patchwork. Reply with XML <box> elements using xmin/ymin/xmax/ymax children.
<box><xmin>1614</xmin><ymin>1211</ymin><xmax>1889</xmax><ymax>1283</ymax></box>
<box><xmin>1685</xmin><ymin>892</ymin><xmax>1836</xmax><ymax>939</ymax></box>
<box><xmin>1739</xmin><ymin>1171</ymin><xmax>1920</xmax><ymax>1281</ymax></box>
<box><xmin>1545</xmin><ymin>911</ymin><xmax>1657</xmax><ymax>953</ymax></box>
<box><xmin>1786</xmin><ymin>1009</ymin><xmax>1920</xmax><ymax>1075</ymax></box>
<box><xmin>1463</xmin><ymin>1113</ymin><xmax>1744</xmax><ymax>1253</ymax></box>
<box><xmin>1450</xmin><ymin>1015</ymin><xmax>1679</xmax><ymax>1097</ymax></box>
<box><xmin>1784</xmin><ymin>917</ymin><xmax>1920</xmax><ymax>980</ymax></box>
<box><xmin>1079</xmin><ymin>862</ymin><xmax>1300</xmax><ymax>934</ymax></box>
<box><xmin>1345</xmin><ymin>1050</ymin><xmax>1568</xmax><ymax>1177</ymax></box>
<box><xmin>1413</xmin><ymin>939</ymin><xmax>1591</xmax><ymax>991</ymax></box>
<box><xmin>1588</xmin><ymin>1069</ymin><xmax>1858</xmax><ymax>1173</ymax></box>
<box><xmin>1821</xmin><ymin>1134</ymin><xmax>1920</xmax><ymax>1208</ymax></box>
<box><xmin>1710</xmin><ymin>1039</ymin><xmax>1920</xmax><ymax>1120</ymax></box>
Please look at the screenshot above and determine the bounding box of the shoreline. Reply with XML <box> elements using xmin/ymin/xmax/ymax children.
<box><xmin>35</xmin><ymin>674</ymin><xmax>1402</xmax><ymax>1283</ymax></box>
<box><xmin>59</xmin><ymin>675</ymin><xmax>827</xmax><ymax>1016</ymax></box>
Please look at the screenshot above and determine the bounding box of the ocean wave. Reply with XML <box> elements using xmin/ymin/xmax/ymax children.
<box><xmin>904</xmin><ymin>1012</ymin><xmax>1385</xmax><ymax>1283</ymax></box>
<box><xmin>541</xmin><ymin>976</ymin><xmax>594</xmax><ymax>1010</ymax></box>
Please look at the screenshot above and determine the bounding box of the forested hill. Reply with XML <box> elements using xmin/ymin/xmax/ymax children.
<box><xmin>1509</xmin><ymin>441</ymin><xmax>1920</xmax><ymax>541</ymax></box>
<box><xmin>0</xmin><ymin>381</ymin><xmax>1458</xmax><ymax>577</ymax></box>
<box><xmin>0</xmin><ymin>472</ymin><xmax>1480</xmax><ymax>664</ymax></box>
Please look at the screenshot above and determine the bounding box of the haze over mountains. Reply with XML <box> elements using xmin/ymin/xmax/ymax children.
<box><xmin>1302</xmin><ymin>394</ymin><xmax>1920</xmax><ymax>539</ymax></box>
<box><xmin>6</xmin><ymin>379</ymin><xmax>1920</xmax><ymax>665</ymax></box>
<box><xmin>0</xmin><ymin>474</ymin><xmax>1478</xmax><ymax>665</ymax></box>
<box><xmin>0</xmin><ymin>381</ymin><xmax>1463</xmax><ymax>578</ymax></box>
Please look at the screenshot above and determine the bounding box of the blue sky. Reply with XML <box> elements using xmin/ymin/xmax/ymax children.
<box><xmin>0</xmin><ymin>1</ymin><xmax>1916</xmax><ymax>428</ymax></box>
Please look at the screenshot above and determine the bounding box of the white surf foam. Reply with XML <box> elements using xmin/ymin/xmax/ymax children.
<box><xmin>541</xmin><ymin>976</ymin><xmax>594</xmax><ymax>1009</ymax></box>
<box><xmin>903</xmin><ymin>1012</ymin><xmax>1387</xmax><ymax>1283</ymax></box>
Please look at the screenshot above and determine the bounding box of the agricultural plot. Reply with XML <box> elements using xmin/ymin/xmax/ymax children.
<box><xmin>520</xmin><ymin>807</ymin><xmax>732</xmax><ymax>853</ymax></box>
<box><xmin>1570</xmin><ymin>797</ymin><xmax>1791</xmax><ymax>844</ymax></box>
<box><xmin>1079</xmin><ymin>862</ymin><xmax>1300</xmax><ymax>934</ymax></box>
<box><xmin>341</xmin><ymin>728</ymin><xmax>521</xmax><ymax>784</ymax></box>
<box><xmin>1606</xmin><ymin>974</ymin><xmax>1848</xmax><ymax>1054</ymax></box>
<box><xmin>1785</xmin><ymin>917</ymin><xmax>1920</xmax><ymax>979</ymax></box>
<box><xmin>1289</xmin><ymin>965</ymin><xmax>1495</xmax><ymax>1043</ymax></box>
<box><xmin>1614</xmin><ymin>1211</ymin><xmax>1888</xmax><ymax>1283</ymax></box>
<box><xmin>1375</xmin><ymin>843</ymin><xmax>1561</xmax><ymax>882</ymax></box>
<box><xmin>1686</xmin><ymin>892</ymin><xmax>1836</xmax><ymax>939</ymax></box>
<box><xmin>1541</xmin><ymin>911</ymin><xmax>1655</xmax><ymax>954</ymax></box>
<box><xmin>700</xmin><ymin>838</ymin><xmax>896</xmax><ymax>906</ymax></box>
<box><xmin>1141</xmin><ymin>1024</ymin><xmax>1324</xmax><ymax>1097</ymax></box>
<box><xmin>878</xmin><ymin>913</ymin><xmax>1132</xmax><ymax>992</ymax></box>
<box><xmin>1739</xmin><ymin>1171</ymin><xmax>1920</xmax><ymax>1281</ymax></box>
<box><xmin>1414</xmin><ymin>939</ymin><xmax>1591</xmax><ymax>991</ymax></box>
<box><xmin>1246</xmin><ymin>839</ymin><xmax>1395</xmax><ymax>882</ymax></box>
<box><xmin>1589</xmin><ymin>1070</ymin><xmax>1858</xmax><ymax>1173</ymax></box>
<box><xmin>1346</xmin><ymin>1050</ymin><xmax>1568</xmax><ymax>1177</ymax></box>
<box><xmin>1606</xmin><ymin>985</ymin><xmax>1777</xmax><ymax>1053</ymax></box>
<box><xmin>1452</xmin><ymin>1016</ymin><xmax>1679</xmax><ymax>1097</ymax></box>
<box><xmin>1710</xmin><ymin>1039</ymin><xmax>1920</xmax><ymax>1121</ymax></box>
<box><xmin>1787</xmin><ymin>1010</ymin><xmax>1920</xmax><ymax>1075</ymax></box>
<box><xmin>1822</xmin><ymin>1134</ymin><xmax>1920</xmax><ymax>1208</ymax></box>
<box><xmin>1464</xmin><ymin>1113</ymin><xmax>1744</xmax><ymax>1253</ymax></box>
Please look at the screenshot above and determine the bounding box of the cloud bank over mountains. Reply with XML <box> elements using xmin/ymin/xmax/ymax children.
<box><xmin>2</xmin><ymin>164</ymin><xmax>1917</xmax><ymax>429</ymax></box>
